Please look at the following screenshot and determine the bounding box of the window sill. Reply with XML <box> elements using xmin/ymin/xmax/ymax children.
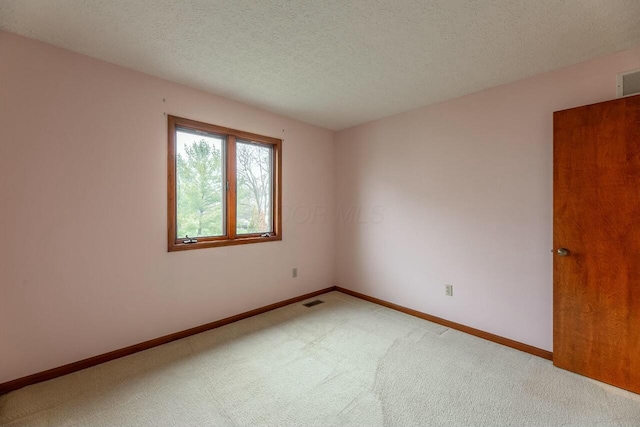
<box><xmin>168</xmin><ymin>234</ymin><xmax>282</xmax><ymax>252</ymax></box>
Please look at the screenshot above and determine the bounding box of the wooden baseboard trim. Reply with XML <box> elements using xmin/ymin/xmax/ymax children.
<box><xmin>0</xmin><ymin>286</ymin><xmax>336</xmax><ymax>395</ymax></box>
<box><xmin>1</xmin><ymin>285</ymin><xmax>552</xmax><ymax>394</ymax></box>
<box><xmin>335</xmin><ymin>286</ymin><xmax>553</xmax><ymax>361</ymax></box>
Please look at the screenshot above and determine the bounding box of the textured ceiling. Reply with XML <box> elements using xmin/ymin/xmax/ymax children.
<box><xmin>2</xmin><ymin>1</ymin><xmax>640</xmax><ymax>130</ymax></box>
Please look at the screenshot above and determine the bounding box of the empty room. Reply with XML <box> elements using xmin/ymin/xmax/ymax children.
<box><xmin>1</xmin><ymin>1</ymin><xmax>640</xmax><ymax>426</ymax></box>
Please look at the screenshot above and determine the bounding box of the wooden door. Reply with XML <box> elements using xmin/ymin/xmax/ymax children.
<box><xmin>553</xmin><ymin>94</ymin><xmax>640</xmax><ymax>393</ymax></box>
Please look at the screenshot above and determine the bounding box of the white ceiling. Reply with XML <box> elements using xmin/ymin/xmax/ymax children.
<box><xmin>2</xmin><ymin>1</ymin><xmax>640</xmax><ymax>130</ymax></box>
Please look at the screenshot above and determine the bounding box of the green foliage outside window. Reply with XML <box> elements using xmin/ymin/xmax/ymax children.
<box><xmin>176</xmin><ymin>138</ymin><xmax>224</xmax><ymax>238</ymax></box>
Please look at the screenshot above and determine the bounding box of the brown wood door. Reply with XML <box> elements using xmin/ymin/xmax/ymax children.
<box><xmin>553</xmin><ymin>94</ymin><xmax>640</xmax><ymax>394</ymax></box>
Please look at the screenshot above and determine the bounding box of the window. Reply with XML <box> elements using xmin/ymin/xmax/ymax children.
<box><xmin>168</xmin><ymin>116</ymin><xmax>281</xmax><ymax>251</ymax></box>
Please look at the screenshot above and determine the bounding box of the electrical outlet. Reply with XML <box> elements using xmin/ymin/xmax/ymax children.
<box><xmin>445</xmin><ymin>284</ymin><xmax>453</xmax><ymax>296</ymax></box>
<box><xmin>292</xmin><ymin>268</ymin><xmax>298</xmax><ymax>278</ymax></box>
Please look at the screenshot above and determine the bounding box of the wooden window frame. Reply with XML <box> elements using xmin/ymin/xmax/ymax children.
<box><xmin>168</xmin><ymin>115</ymin><xmax>282</xmax><ymax>252</ymax></box>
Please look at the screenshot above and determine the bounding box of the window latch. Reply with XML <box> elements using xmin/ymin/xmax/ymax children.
<box><xmin>261</xmin><ymin>232</ymin><xmax>272</xmax><ymax>238</ymax></box>
<box><xmin>183</xmin><ymin>235</ymin><xmax>198</xmax><ymax>244</ymax></box>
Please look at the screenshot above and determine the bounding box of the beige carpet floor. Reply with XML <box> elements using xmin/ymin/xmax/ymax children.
<box><xmin>1</xmin><ymin>291</ymin><xmax>639</xmax><ymax>426</ymax></box>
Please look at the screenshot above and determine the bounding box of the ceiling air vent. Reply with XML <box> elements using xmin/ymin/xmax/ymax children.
<box><xmin>617</xmin><ymin>69</ymin><xmax>640</xmax><ymax>98</ymax></box>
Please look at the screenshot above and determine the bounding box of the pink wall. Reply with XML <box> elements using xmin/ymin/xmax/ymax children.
<box><xmin>0</xmin><ymin>32</ymin><xmax>335</xmax><ymax>383</ymax></box>
<box><xmin>335</xmin><ymin>46</ymin><xmax>640</xmax><ymax>351</ymax></box>
<box><xmin>2</xmin><ymin>29</ymin><xmax>640</xmax><ymax>383</ymax></box>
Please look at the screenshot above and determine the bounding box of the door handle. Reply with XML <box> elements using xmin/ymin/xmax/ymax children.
<box><xmin>556</xmin><ymin>248</ymin><xmax>570</xmax><ymax>257</ymax></box>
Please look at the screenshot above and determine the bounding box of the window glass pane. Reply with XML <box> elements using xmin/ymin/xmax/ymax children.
<box><xmin>236</xmin><ymin>141</ymin><xmax>273</xmax><ymax>234</ymax></box>
<box><xmin>176</xmin><ymin>129</ymin><xmax>225</xmax><ymax>238</ymax></box>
